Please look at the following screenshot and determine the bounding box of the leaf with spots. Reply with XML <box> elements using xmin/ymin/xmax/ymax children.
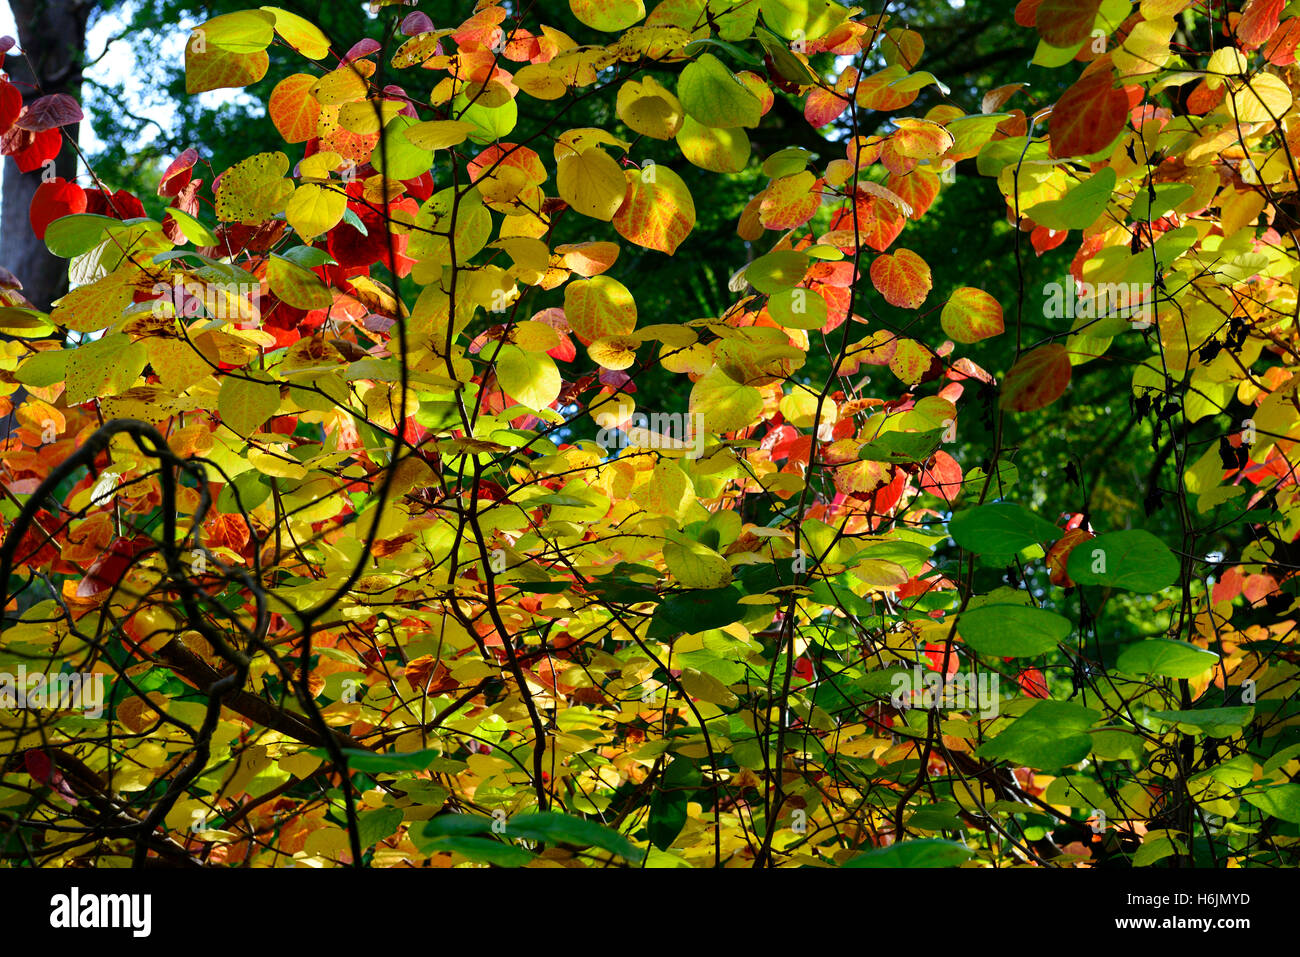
<box><xmin>215</xmin><ymin>151</ymin><xmax>292</xmax><ymax>224</ymax></box>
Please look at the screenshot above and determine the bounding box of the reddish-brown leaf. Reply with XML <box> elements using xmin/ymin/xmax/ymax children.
<box><xmin>14</xmin><ymin>93</ymin><xmax>82</xmax><ymax>132</ymax></box>
<box><xmin>999</xmin><ymin>343</ymin><xmax>1072</xmax><ymax>412</ymax></box>
<box><xmin>1036</xmin><ymin>0</ymin><xmax>1102</xmax><ymax>47</ymax></box>
<box><xmin>1048</xmin><ymin>66</ymin><xmax>1140</xmax><ymax>158</ymax></box>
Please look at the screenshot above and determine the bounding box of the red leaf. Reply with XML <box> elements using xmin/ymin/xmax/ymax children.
<box><xmin>1264</xmin><ymin>16</ymin><xmax>1300</xmax><ymax>63</ymax></box>
<box><xmin>159</xmin><ymin>147</ymin><xmax>199</xmax><ymax>197</ymax></box>
<box><xmin>1000</xmin><ymin>344</ymin><xmax>1073</xmax><ymax>412</ymax></box>
<box><xmin>1046</xmin><ymin>527</ymin><xmax>1094</xmax><ymax>586</ymax></box>
<box><xmin>1016</xmin><ymin>667</ymin><xmax>1050</xmax><ymax>698</ymax></box>
<box><xmin>1048</xmin><ymin>66</ymin><xmax>1140</xmax><ymax>158</ymax></box>
<box><xmin>85</xmin><ymin>188</ymin><xmax>145</xmax><ymax>220</ymax></box>
<box><xmin>24</xmin><ymin>750</ymin><xmax>53</xmax><ymax>783</ymax></box>
<box><xmin>343</xmin><ymin>39</ymin><xmax>381</xmax><ymax>62</ymax></box>
<box><xmin>29</xmin><ymin>177</ymin><xmax>86</xmax><ymax>239</ymax></box>
<box><xmin>401</xmin><ymin>11</ymin><xmax>435</xmax><ymax>35</ymax></box>
<box><xmin>4</xmin><ymin>127</ymin><xmax>61</xmax><ymax>173</ymax></box>
<box><xmin>1030</xmin><ymin>225</ymin><xmax>1069</xmax><ymax>255</ymax></box>
<box><xmin>919</xmin><ymin>450</ymin><xmax>963</xmax><ymax>504</ymax></box>
<box><xmin>0</xmin><ymin>78</ymin><xmax>21</xmax><ymax>133</ymax></box>
<box><xmin>1239</xmin><ymin>0</ymin><xmax>1285</xmax><ymax>47</ymax></box>
<box><xmin>923</xmin><ymin>642</ymin><xmax>960</xmax><ymax>675</ymax></box>
<box><xmin>1014</xmin><ymin>0</ymin><xmax>1043</xmax><ymax>27</ymax></box>
<box><xmin>846</xmin><ymin>191</ymin><xmax>907</xmax><ymax>251</ymax></box>
<box><xmin>14</xmin><ymin>93</ymin><xmax>82</xmax><ymax>132</ymax></box>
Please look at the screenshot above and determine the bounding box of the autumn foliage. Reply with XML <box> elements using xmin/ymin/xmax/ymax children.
<box><xmin>0</xmin><ymin>0</ymin><xmax>1298</xmax><ymax>868</ymax></box>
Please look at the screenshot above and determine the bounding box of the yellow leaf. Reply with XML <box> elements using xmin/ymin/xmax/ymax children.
<box><xmin>64</xmin><ymin>333</ymin><xmax>147</xmax><ymax>404</ymax></box>
<box><xmin>218</xmin><ymin>375</ymin><xmax>281</xmax><ymax>436</ymax></box>
<box><xmin>261</xmin><ymin>6</ymin><xmax>331</xmax><ymax>59</ymax></box>
<box><xmin>404</xmin><ymin>119</ymin><xmax>477</xmax><ymax>150</ymax></box>
<box><xmin>564</xmin><ymin>274</ymin><xmax>638</xmax><ymax>341</ymax></box>
<box><xmin>678</xmin><ymin>667</ymin><xmax>739</xmax><ymax>706</ymax></box>
<box><xmin>494</xmin><ymin>344</ymin><xmax>561</xmax><ymax>410</ymax></box>
<box><xmin>215</xmin><ymin>151</ymin><xmax>292</xmax><ymax>224</ymax></box>
<box><xmin>616</xmin><ymin>76</ymin><xmax>684</xmax><ymax>140</ymax></box>
<box><xmin>285</xmin><ymin>183</ymin><xmax>346</xmax><ymax>240</ymax></box>
<box><xmin>555</xmin><ymin>145</ymin><xmax>627</xmax><ymax>221</ymax></box>
<box><xmin>665</xmin><ymin>537</ymin><xmax>732</xmax><ymax>589</ymax></box>
<box><xmin>1229</xmin><ymin>73</ymin><xmax>1292</xmax><ymax>123</ymax></box>
<box><xmin>689</xmin><ymin>366</ymin><xmax>763</xmax><ymax>433</ymax></box>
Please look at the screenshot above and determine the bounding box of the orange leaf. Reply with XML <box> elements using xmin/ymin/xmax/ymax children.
<box><xmin>269</xmin><ymin>74</ymin><xmax>321</xmax><ymax>144</ymax></box>
<box><xmin>1239</xmin><ymin>0</ymin><xmax>1284</xmax><ymax>47</ymax></box>
<box><xmin>759</xmin><ymin>172</ymin><xmax>821</xmax><ymax>230</ymax></box>
<box><xmin>612</xmin><ymin>165</ymin><xmax>695</xmax><ymax>255</ymax></box>
<box><xmin>870</xmin><ymin>248</ymin><xmax>931</xmax><ymax>308</ymax></box>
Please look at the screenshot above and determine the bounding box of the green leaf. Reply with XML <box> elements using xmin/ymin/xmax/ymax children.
<box><xmin>678</xmin><ymin>53</ymin><xmax>762</xmax><ymax>129</ymax></box>
<box><xmin>977</xmin><ymin>700</ymin><xmax>1098</xmax><ymax>771</ymax></box>
<box><xmin>15</xmin><ymin>349</ymin><xmax>69</xmax><ymax>388</ymax></box>
<box><xmin>411</xmin><ymin>833</ymin><xmax>536</xmax><ymax>866</ymax></box>
<box><xmin>455</xmin><ymin>92</ymin><xmax>517</xmax><ymax>143</ymax></box>
<box><xmin>1147</xmin><ymin>706</ymin><xmax>1253</xmax><ymax>738</ymax></box>
<box><xmin>857</xmin><ymin>427</ymin><xmax>945</xmax><ymax>463</ymax></box>
<box><xmin>949</xmin><ymin>502</ymin><xmax>1061</xmax><ymax>554</ymax></box>
<box><xmin>1024</xmin><ymin>167</ymin><xmax>1116</xmax><ymax>230</ymax></box>
<box><xmin>217</xmin><ymin>469</ymin><xmax>272</xmax><ymax>514</ymax></box>
<box><xmin>1116</xmin><ymin>639</ymin><xmax>1219</xmax><ymax>679</ymax></box>
<box><xmin>761</xmin><ymin>146</ymin><xmax>813</xmax><ymax>178</ymax></box>
<box><xmin>647</xmin><ymin>757</ymin><xmax>701</xmax><ymax>851</ymax></box>
<box><xmin>165</xmin><ymin>207</ymin><xmax>220</xmax><ymax>247</ymax></box>
<box><xmin>648</xmin><ymin>586</ymin><xmax>746</xmax><ymax>638</ymax></box>
<box><xmin>744</xmin><ymin>250</ymin><xmax>809</xmax><ymax>294</ymax></box>
<box><xmin>958</xmin><ymin>604</ymin><xmax>1071</xmax><ymax>657</ymax></box>
<box><xmin>218</xmin><ymin>375</ymin><xmax>281</xmax><ymax>437</ymax></box>
<box><xmin>279</xmin><ymin>245</ymin><xmax>336</xmax><ymax>268</ymax></box>
<box><xmin>1067</xmin><ymin>529</ymin><xmax>1180</xmax><ymax>592</ymax></box>
<box><xmin>376</xmin><ymin>114</ymin><xmax>434</xmax><ymax>180</ymax></box>
<box><xmin>506</xmin><ymin>812</ymin><xmax>643</xmax><ymax>861</ymax></box>
<box><xmin>842</xmin><ymin>838</ymin><xmax>973</xmax><ymax>868</ymax></box>
<box><xmin>337</xmin><ymin>747</ymin><xmax>440</xmax><ymax>773</ymax></box>
<box><xmin>1130</xmin><ymin>182</ymin><xmax>1195</xmax><ymax>221</ymax></box>
<box><xmin>1243</xmin><ymin>784</ymin><xmax>1300</xmax><ymax>823</ymax></box>
<box><xmin>43</xmin><ymin>214</ymin><xmax>119</xmax><ymax>258</ymax></box>
<box><xmin>357</xmin><ymin>806</ymin><xmax>403</xmax><ymax>849</ymax></box>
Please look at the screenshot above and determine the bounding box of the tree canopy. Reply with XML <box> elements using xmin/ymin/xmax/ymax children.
<box><xmin>0</xmin><ymin>0</ymin><xmax>1298</xmax><ymax>869</ymax></box>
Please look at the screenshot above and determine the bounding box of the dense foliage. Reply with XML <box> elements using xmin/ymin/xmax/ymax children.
<box><xmin>0</xmin><ymin>0</ymin><xmax>1298</xmax><ymax>868</ymax></box>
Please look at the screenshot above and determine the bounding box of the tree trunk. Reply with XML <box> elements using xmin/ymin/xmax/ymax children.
<box><xmin>2</xmin><ymin>0</ymin><xmax>90</xmax><ymax>312</ymax></box>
